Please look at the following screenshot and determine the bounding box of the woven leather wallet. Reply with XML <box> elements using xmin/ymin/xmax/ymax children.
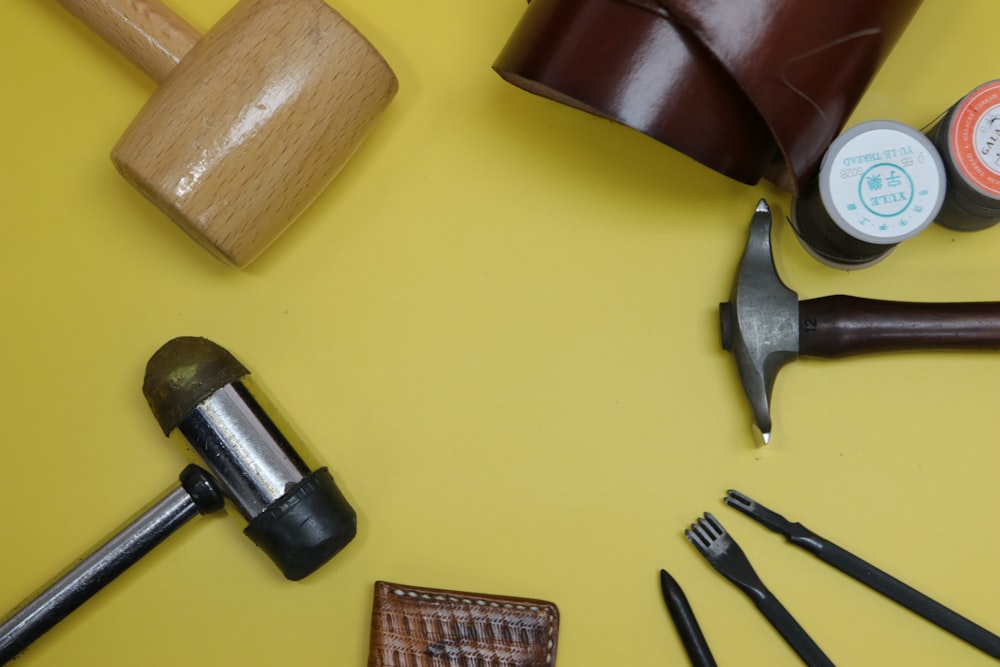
<box><xmin>367</xmin><ymin>581</ymin><xmax>560</xmax><ymax>666</ymax></box>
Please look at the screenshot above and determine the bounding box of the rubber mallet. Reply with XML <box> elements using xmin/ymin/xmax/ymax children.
<box><xmin>0</xmin><ymin>337</ymin><xmax>356</xmax><ymax>661</ymax></box>
<box><xmin>56</xmin><ymin>0</ymin><xmax>398</xmax><ymax>266</ymax></box>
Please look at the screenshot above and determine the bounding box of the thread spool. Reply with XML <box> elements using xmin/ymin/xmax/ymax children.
<box><xmin>790</xmin><ymin>120</ymin><xmax>946</xmax><ymax>269</ymax></box>
<box><xmin>926</xmin><ymin>81</ymin><xmax>1000</xmax><ymax>231</ymax></box>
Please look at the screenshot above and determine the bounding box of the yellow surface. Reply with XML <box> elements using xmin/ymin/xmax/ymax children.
<box><xmin>1</xmin><ymin>1</ymin><xmax>998</xmax><ymax>665</ymax></box>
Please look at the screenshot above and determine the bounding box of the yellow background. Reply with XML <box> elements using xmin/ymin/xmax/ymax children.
<box><xmin>1</xmin><ymin>1</ymin><xmax>997</xmax><ymax>665</ymax></box>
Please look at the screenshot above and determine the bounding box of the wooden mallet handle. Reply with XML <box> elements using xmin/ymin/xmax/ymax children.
<box><xmin>56</xmin><ymin>0</ymin><xmax>200</xmax><ymax>83</ymax></box>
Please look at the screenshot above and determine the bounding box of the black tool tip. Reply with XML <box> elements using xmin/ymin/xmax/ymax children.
<box><xmin>659</xmin><ymin>568</ymin><xmax>718</xmax><ymax>667</ymax></box>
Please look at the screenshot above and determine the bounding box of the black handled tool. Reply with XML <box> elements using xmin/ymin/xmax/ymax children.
<box><xmin>725</xmin><ymin>490</ymin><xmax>1000</xmax><ymax>660</ymax></box>
<box><xmin>659</xmin><ymin>568</ymin><xmax>717</xmax><ymax>667</ymax></box>
<box><xmin>686</xmin><ymin>513</ymin><xmax>835</xmax><ymax>667</ymax></box>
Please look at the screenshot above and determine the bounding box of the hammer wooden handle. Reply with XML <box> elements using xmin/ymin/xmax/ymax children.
<box><xmin>799</xmin><ymin>295</ymin><xmax>1000</xmax><ymax>358</ymax></box>
<box><xmin>56</xmin><ymin>0</ymin><xmax>199</xmax><ymax>83</ymax></box>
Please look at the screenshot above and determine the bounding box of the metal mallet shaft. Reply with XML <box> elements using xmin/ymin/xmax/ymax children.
<box><xmin>0</xmin><ymin>466</ymin><xmax>223</xmax><ymax>663</ymax></box>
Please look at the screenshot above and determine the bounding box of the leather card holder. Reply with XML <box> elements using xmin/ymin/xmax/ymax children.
<box><xmin>367</xmin><ymin>580</ymin><xmax>560</xmax><ymax>666</ymax></box>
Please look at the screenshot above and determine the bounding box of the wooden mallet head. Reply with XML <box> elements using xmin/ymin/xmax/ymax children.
<box><xmin>59</xmin><ymin>0</ymin><xmax>398</xmax><ymax>267</ymax></box>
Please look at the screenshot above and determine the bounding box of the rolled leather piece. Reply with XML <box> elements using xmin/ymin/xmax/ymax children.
<box><xmin>493</xmin><ymin>0</ymin><xmax>922</xmax><ymax>194</ymax></box>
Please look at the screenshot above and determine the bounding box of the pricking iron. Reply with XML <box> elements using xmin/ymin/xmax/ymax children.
<box><xmin>725</xmin><ymin>489</ymin><xmax>1000</xmax><ymax>660</ymax></box>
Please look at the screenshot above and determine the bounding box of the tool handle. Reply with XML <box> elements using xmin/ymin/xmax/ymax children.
<box><xmin>807</xmin><ymin>539</ymin><xmax>1000</xmax><ymax>659</ymax></box>
<box><xmin>753</xmin><ymin>590</ymin><xmax>836</xmax><ymax>667</ymax></box>
<box><xmin>56</xmin><ymin>0</ymin><xmax>200</xmax><ymax>83</ymax></box>
<box><xmin>0</xmin><ymin>466</ymin><xmax>221</xmax><ymax>662</ymax></box>
<box><xmin>798</xmin><ymin>295</ymin><xmax>1000</xmax><ymax>357</ymax></box>
<box><xmin>660</xmin><ymin>569</ymin><xmax>718</xmax><ymax>667</ymax></box>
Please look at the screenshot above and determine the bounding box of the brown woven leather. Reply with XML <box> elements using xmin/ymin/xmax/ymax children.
<box><xmin>367</xmin><ymin>581</ymin><xmax>560</xmax><ymax>666</ymax></box>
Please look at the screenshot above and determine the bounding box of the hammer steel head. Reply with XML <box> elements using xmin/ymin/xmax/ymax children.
<box><xmin>719</xmin><ymin>200</ymin><xmax>799</xmax><ymax>443</ymax></box>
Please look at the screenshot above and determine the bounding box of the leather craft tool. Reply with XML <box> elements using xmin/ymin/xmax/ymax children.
<box><xmin>725</xmin><ymin>490</ymin><xmax>1000</xmax><ymax>659</ymax></box>
<box><xmin>493</xmin><ymin>0</ymin><xmax>921</xmax><ymax>193</ymax></box>
<box><xmin>686</xmin><ymin>513</ymin><xmax>835</xmax><ymax>666</ymax></box>
<box><xmin>366</xmin><ymin>581</ymin><xmax>560</xmax><ymax>666</ymax></box>
<box><xmin>789</xmin><ymin>120</ymin><xmax>946</xmax><ymax>269</ymax></box>
<box><xmin>927</xmin><ymin>80</ymin><xmax>1000</xmax><ymax>231</ymax></box>
<box><xmin>55</xmin><ymin>0</ymin><xmax>398</xmax><ymax>267</ymax></box>
<box><xmin>0</xmin><ymin>337</ymin><xmax>356</xmax><ymax>662</ymax></box>
<box><xmin>720</xmin><ymin>199</ymin><xmax>1000</xmax><ymax>443</ymax></box>
<box><xmin>659</xmin><ymin>569</ymin><xmax>717</xmax><ymax>667</ymax></box>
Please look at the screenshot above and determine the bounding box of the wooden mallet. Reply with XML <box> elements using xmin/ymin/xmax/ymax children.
<box><xmin>57</xmin><ymin>0</ymin><xmax>398</xmax><ymax>267</ymax></box>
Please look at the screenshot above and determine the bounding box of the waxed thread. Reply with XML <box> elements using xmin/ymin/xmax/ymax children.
<box><xmin>926</xmin><ymin>81</ymin><xmax>1000</xmax><ymax>232</ymax></box>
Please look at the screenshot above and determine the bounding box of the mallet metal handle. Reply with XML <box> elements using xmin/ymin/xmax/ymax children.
<box><xmin>0</xmin><ymin>466</ymin><xmax>222</xmax><ymax>663</ymax></box>
<box><xmin>56</xmin><ymin>0</ymin><xmax>200</xmax><ymax>83</ymax></box>
<box><xmin>799</xmin><ymin>295</ymin><xmax>1000</xmax><ymax>358</ymax></box>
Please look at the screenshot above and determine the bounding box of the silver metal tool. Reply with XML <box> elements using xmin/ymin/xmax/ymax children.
<box><xmin>720</xmin><ymin>199</ymin><xmax>1000</xmax><ymax>444</ymax></box>
<box><xmin>718</xmin><ymin>200</ymin><xmax>797</xmax><ymax>445</ymax></box>
<box><xmin>725</xmin><ymin>489</ymin><xmax>1000</xmax><ymax>659</ymax></box>
<box><xmin>685</xmin><ymin>513</ymin><xmax>835</xmax><ymax>667</ymax></box>
<box><xmin>0</xmin><ymin>466</ymin><xmax>223</xmax><ymax>663</ymax></box>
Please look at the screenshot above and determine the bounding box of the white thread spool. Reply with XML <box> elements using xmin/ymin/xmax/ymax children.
<box><xmin>790</xmin><ymin>120</ymin><xmax>946</xmax><ymax>269</ymax></box>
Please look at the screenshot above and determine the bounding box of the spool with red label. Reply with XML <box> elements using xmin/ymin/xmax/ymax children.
<box><xmin>927</xmin><ymin>81</ymin><xmax>1000</xmax><ymax>231</ymax></box>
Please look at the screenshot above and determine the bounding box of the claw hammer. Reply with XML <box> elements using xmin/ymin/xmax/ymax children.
<box><xmin>720</xmin><ymin>200</ymin><xmax>1000</xmax><ymax>444</ymax></box>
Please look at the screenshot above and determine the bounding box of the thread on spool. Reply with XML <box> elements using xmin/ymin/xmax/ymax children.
<box><xmin>790</xmin><ymin>120</ymin><xmax>946</xmax><ymax>269</ymax></box>
<box><xmin>926</xmin><ymin>80</ymin><xmax>1000</xmax><ymax>231</ymax></box>
<box><xmin>791</xmin><ymin>179</ymin><xmax>892</xmax><ymax>269</ymax></box>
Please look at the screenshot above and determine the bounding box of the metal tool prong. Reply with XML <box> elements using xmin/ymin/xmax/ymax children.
<box><xmin>724</xmin><ymin>488</ymin><xmax>756</xmax><ymax>511</ymax></box>
<box><xmin>684</xmin><ymin>513</ymin><xmax>835</xmax><ymax>667</ymax></box>
<box><xmin>684</xmin><ymin>512</ymin><xmax>774</xmax><ymax>595</ymax></box>
<box><xmin>722</xmin><ymin>490</ymin><xmax>1000</xmax><ymax>659</ymax></box>
<box><xmin>724</xmin><ymin>489</ymin><xmax>800</xmax><ymax>537</ymax></box>
<box><xmin>726</xmin><ymin>490</ymin><xmax>830</xmax><ymax>549</ymax></box>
